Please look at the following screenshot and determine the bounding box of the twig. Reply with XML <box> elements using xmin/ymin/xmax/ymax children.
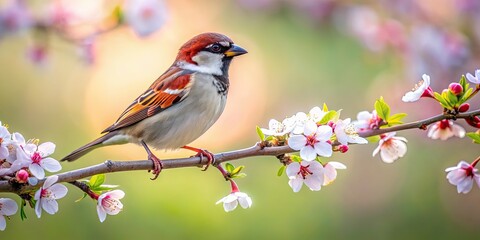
<box><xmin>0</xmin><ymin>109</ymin><xmax>479</xmax><ymax>195</ymax></box>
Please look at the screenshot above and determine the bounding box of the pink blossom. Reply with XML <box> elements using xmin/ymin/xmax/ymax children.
<box><xmin>372</xmin><ymin>132</ymin><xmax>407</xmax><ymax>163</ymax></box>
<box><xmin>288</xmin><ymin>121</ymin><xmax>333</xmax><ymax>161</ymax></box>
<box><xmin>97</xmin><ymin>190</ymin><xmax>125</xmax><ymax>222</ymax></box>
<box><xmin>286</xmin><ymin>160</ymin><xmax>324</xmax><ymax>192</ymax></box>
<box><xmin>0</xmin><ymin>198</ymin><xmax>17</xmax><ymax>231</ymax></box>
<box><xmin>18</xmin><ymin>142</ymin><xmax>61</xmax><ymax>179</ymax></box>
<box><xmin>427</xmin><ymin>120</ymin><xmax>465</xmax><ymax>140</ymax></box>
<box><xmin>34</xmin><ymin>175</ymin><xmax>68</xmax><ymax>218</ymax></box>
<box><xmin>445</xmin><ymin>160</ymin><xmax>480</xmax><ymax>194</ymax></box>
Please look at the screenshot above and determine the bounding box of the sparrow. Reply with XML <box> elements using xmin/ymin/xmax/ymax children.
<box><xmin>61</xmin><ymin>32</ymin><xmax>247</xmax><ymax>179</ymax></box>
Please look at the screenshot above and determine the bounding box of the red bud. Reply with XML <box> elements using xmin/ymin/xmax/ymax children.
<box><xmin>458</xmin><ymin>103</ymin><xmax>470</xmax><ymax>113</ymax></box>
<box><xmin>449</xmin><ymin>83</ymin><xmax>463</xmax><ymax>96</ymax></box>
<box><xmin>16</xmin><ymin>169</ymin><xmax>29</xmax><ymax>183</ymax></box>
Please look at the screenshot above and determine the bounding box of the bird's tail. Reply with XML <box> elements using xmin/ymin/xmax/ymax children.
<box><xmin>61</xmin><ymin>132</ymin><xmax>120</xmax><ymax>162</ymax></box>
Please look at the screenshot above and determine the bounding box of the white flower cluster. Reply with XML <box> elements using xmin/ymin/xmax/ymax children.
<box><xmin>261</xmin><ymin>106</ymin><xmax>367</xmax><ymax>192</ymax></box>
<box><xmin>0</xmin><ymin>120</ymin><xmax>68</xmax><ymax>230</ymax></box>
<box><xmin>0</xmin><ymin>121</ymin><xmax>61</xmax><ymax>181</ymax></box>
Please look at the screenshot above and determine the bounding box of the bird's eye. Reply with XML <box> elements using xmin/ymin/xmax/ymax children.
<box><xmin>210</xmin><ymin>44</ymin><xmax>222</xmax><ymax>53</ymax></box>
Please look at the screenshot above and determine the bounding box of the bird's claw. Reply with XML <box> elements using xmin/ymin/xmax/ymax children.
<box><xmin>148</xmin><ymin>154</ymin><xmax>163</xmax><ymax>180</ymax></box>
<box><xmin>191</xmin><ymin>149</ymin><xmax>215</xmax><ymax>171</ymax></box>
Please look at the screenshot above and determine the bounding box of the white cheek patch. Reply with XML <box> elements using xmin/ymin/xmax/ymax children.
<box><xmin>180</xmin><ymin>51</ymin><xmax>223</xmax><ymax>75</ymax></box>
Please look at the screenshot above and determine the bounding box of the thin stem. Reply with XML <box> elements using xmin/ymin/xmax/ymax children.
<box><xmin>69</xmin><ymin>181</ymin><xmax>99</xmax><ymax>200</ymax></box>
<box><xmin>1</xmin><ymin>109</ymin><xmax>479</xmax><ymax>195</ymax></box>
<box><xmin>359</xmin><ymin>109</ymin><xmax>480</xmax><ymax>138</ymax></box>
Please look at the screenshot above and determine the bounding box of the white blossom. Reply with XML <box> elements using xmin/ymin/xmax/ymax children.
<box><xmin>0</xmin><ymin>198</ymin><xmax>17</xmax><ymax>231</ymax></box>
<box><xmin>97</xmin><ymin>190</ymin><xmax>125</xmax><ymax>222</ymax></box>
<box><xmin>427</xmin><ymin>120</ymin><xmax>465</xmax><ymax>140</ymax></box>
<box><xmin>372</xmin><ymin>132</ymin><xmax>407</xmax><ymax>163</ymax></box>
<box><xmin>34</xmin><ymin>175</ymin><xmax>68</xmax><ymax>218</ymax></box>
<box><xmin>216</xmin><ymin>191</ymin><xmax>252</xmax><ymax>212</ymax></box>
<box><xmin>288</xmin><ymin>121</ymin><xmax>333</xmax><ymax>161</ymax></box>
<box><xmin>466</xmin><ymin>69</ymin><xmax>480</xmax><ymax>84</ymax></box>
<box><xmin>286</xmin><ymin>160</ymin><xmax>324</xmax><ymax>192</ymax></box>
<box><xmin>402</xmin><ymin>74</ymin><xmax>431</xmax><ymax>102</ymax></box>
<box><xmin>334</xmin><ymin>118</ymin><xmax>368</xmax><ymax>145</ymax></box>
<box><xmin>445</xmin><ymin>161</ymin><xmax>480</xmax><ymax>194</ymax></box>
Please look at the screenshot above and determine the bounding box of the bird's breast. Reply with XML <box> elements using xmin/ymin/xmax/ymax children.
<box><xmin>127</xmin><ymin>74</ymin><xmax>227</xmax><ymax>150</ymax></box>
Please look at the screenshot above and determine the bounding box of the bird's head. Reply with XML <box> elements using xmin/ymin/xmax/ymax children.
<box><xmin>175</xmin><ymin>32</ymin><xmax>247</xmax><ymax>76</ymax></box>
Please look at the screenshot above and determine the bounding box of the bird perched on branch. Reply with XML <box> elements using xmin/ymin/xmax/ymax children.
<box><xmin>62</xmin><ymin>32</ymin><xmax>247</xmax><ymax>179</ymax></box>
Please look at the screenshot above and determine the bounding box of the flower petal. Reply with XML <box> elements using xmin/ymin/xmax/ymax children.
<box><xmin>237</xmin><ymin>195</ymin><xmax>252</xmax><ymax>209</ymax></box>
<box><xmin>303</xmin><ymin>121</ymin><xmax>317</xmax><ymax>136</ymax></box>
<box><xmin>49</xmin><ymin>184</ymin><xmax>68</xmax><ymax>199</ymax></box>
<box><xmin>304</xmin><ymin>175</ymin><xmax>323</xmax><ymax>191</ymax></box>
<box><xmin>29</xmin><ymin>164</ymin><xmax>45</xmax><ymax>179</ymax></box>
<box><xmin>0</xmin><ymin>198</ymin><xmax>18</xmax><ymax>216</ymax></box>
<box><xmin>223</xmin><ymin>200</ymin><xmax>238</xmax><ymax>212</ymax></box>
<box><xmin>107</xmin><ymin>190</ymin><xmax>125</xmax><ymax>200</ymax></box>
<box><xmin>35</xmin><ymin>199</ymin><xmax>42</xmax><ymax>218</ymax></box>
<box><xmin>0</xmin><ymin>215</ymin><xmax>5</xmax><ymax>231</ymax></box>
<box><xmin>286</xmin><ymin>162</ymin><xmax>300</xmax><ymax>178</ymax></box>
<box><xmin>316</xmin><ymin>125</ymin><xmax>333</xmax><ymax>141</ymax></box>
<box><xmin>97</xmin><ymin>205</ymin><xmax>107</xmax><ymax>222</ymax></box>
<box><xmin>300</xmin><ymin>146</ymin><xmax>317</xmax><ymax>161</ymax></box>
<box><xmin>42</xmin><ymin>199</ymin><xmax>58</xmax><ymax>215</ymax></box>
<box><xmin>288</xmin><ymin>178</ymin><xmax>303</xmax><ymax>192</ymax></box>
<box><xmin>287</xmin><ymin>135</ymin><xmax>306</xmax><ymax>151</ymax></box>
<box><xmin>328</xmin><ymin>161</ymin><xmax>347</xmax><ymax>169</ymax></box>
<box><xmin>314</xmin><ymin>142</ymin><xmax>332</xmax><ymax>157</ymax></box>
<box><xmin>38</xmin><ymin>142</ymin><xmax>55</xmax><ymax>156</ymax></box>
<box><xmin>457</xmin><ymin>177</ymin><xmax>474</xmax><ymax>194</ymax></box>
<box><xmin>42</xmin><ymin>175</ymin><xmax>59</xmax><ymax>188</ymax></box>
<box><xmin>40</xmin><ymin>158</ymin><xmax>62</xmax><ymax>173</ymax></box>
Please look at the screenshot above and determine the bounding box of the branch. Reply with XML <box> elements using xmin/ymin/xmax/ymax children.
<box><xmin>359</xmin><ymin>109</ymin><xmax>480</xmax><ymax>138</ymax></box>
<box><xmin>0</xmin><ymin>144</ymin><xmax>292</xmax><ymax>194</ymax></box>
<box><xmin>1</xmin><ymin>109</ymin><xmax>478</xmax><ymax>195</ymax></box>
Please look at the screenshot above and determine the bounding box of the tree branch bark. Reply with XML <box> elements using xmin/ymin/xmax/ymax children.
<box><xmin>0</xmin><ymin>109</ymin><xmax>478</xmax><ymax>195</ymax></box>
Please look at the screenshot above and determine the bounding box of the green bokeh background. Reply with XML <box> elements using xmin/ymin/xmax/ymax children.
<box><xmin>1</xmin><ymin>1</ymin><xmax>479</xmax><ymax>239</ymax></box>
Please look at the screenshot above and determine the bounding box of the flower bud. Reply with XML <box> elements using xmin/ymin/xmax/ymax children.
<box><xmin>458</xmin><ymin>103</ymin><xmax>470</xmax><ymax>113</ymax></box>
<box><xmin>448</xmin><ymin>83</ymin><xmax>463</xmax><ymax>96</ymax></box>
<box><xmin>338</xmin><ymin>145</ymin><xmax>349</xmax><ymax>153</ymax></box>
<box><xmin>15</xmin><ymin>169</ymin><xmax>29</xmax><ymax>183</ymax></box>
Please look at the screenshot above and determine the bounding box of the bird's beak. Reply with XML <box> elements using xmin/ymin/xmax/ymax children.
<box><xmin>224</xmin><ymin>44</ymin><xmax>248</xmax><ymax>57</ymax></box>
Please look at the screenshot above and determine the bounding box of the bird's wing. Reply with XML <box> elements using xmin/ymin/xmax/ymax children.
<box><xmin>102</xmin><ymin>67</ymin><xmax>194</xmax><ymax>133</ymax></box>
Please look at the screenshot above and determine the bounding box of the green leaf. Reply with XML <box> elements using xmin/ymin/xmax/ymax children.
<box><xmin>256</xmin><ymin>126</ymin><xmax>265</xmax><ymax>141</ymax></box>
<box><xmin>459</xmin><ymin>75</ymin><xmax>468</xmax><ymax>92</ymax></box>
<box><xmin>466</xmin><ymin>132</ymin><xmax>480</xmax><ymax>144</ymax></box>
<box><xmin>234</xmin><ymin>173</ymin><xmax>247</xmax><ymax>178</ymax></box>
<box><xmin>277</xmin><ymin>165</ymin><xmax>286</xmax><ymax>176</ymax></box>
<box><xmin>319</xmin><ymin>110</ymin><xmax>337</xmax><ymax>125</ymax></box>
<box><xmin>94</xmin><ymin>185</ymin><xmax>120</xmax><ymax>191</ymax></box>
<box><xmin>366</xmin><ymin>135</ymin><xmax>381</xmax><ymax>143</ymax></box>
<box><xmin>446</xmin><ymin>90</ymin><xmax>459</xmax><ymax>106</ymax></box>
<box><xmin>322</xmin><ymin>103</ymin><xmax>329</xmax><ymax>112</ymax></box>
<box><xmin>20</xmin><ymin>199</ymin><xmax>27</xmax><ymax>221</ymax></box>
<box><xmin>387</xmin><ymin>113</ymin><xmax>407</xmax><ymax>126</ymax></box>
<box><xmin>290</xmin><ymin>155</ymin><xmax>302</xmax><ymax>162</ymax></box>
<box><xmin>374</xmin><ymin>97</ymin><xmax>390</xmax><ymax>121</ymax></box>
<box><xmin>75</xmin><ymin>193</ymin><xmax>87</xmax><ymax>202</ymax></box>
<box><xmin>231</xmin><ymin>165</ymin><xmax>244</xmax><ymax>176</ymax></box>
<box><xmin>433</xmin><ymin>92</ymin><xmax>450</xmax><ymax>109</ymax></box>
<box><xmin>89</xmin><ymin>174</ymin><xmax>106</xmax><ymax>188</ymax></box>
<box><xmin>459</xmin><ymin>87</ymin><xmax>473</xmax><ymax>103</ymax></box>
<box><xmin>225</xmin><ymin>163</ymin><xmax>235</xmax><ymax>173</ymax></box>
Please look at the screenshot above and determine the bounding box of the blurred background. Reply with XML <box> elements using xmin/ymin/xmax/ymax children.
<box><xmin>1</xmin><ymin>0</ymin><xmax>479</xmax><ymax>239</ymax></box>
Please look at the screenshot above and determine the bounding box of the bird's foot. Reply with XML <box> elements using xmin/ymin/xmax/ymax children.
<box><xmin>147</xmin><ymin>153</ymin><xmax>163</xmax><ymax>180</ymax></box>
<box><xmin>141</xmin><ymin>140</ymin><xmax>163</xmax><ymax>180</ymax></box>
<box><xmin>182</xmin><ymin>146</ymin><xmax>215</xmax><ymax>171</ymax></box>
